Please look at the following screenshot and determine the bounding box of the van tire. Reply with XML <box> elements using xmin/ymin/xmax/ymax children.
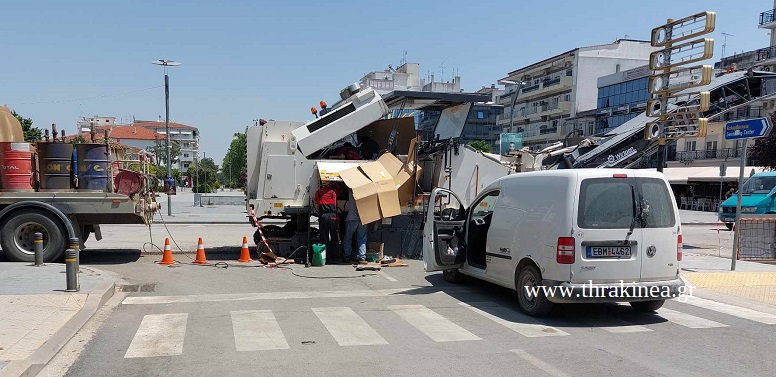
<box><xmin>515</xmin><ymin>265</ymin><xmax>553</xmax><ymax>317</ymax></box>
<box><xmin>629</xmin><ymin>299</ymin><xmax>665</xmax><ymax>312</ymax></box>
<box><xmin>442</xmin><ymin>268</ymin><xmax>465</xmax><ymax>283</ymax></box>
<box><xmin>725</xmin><ymin>223</ymin><xmax>734</xmax><ymax>231</ymax></box>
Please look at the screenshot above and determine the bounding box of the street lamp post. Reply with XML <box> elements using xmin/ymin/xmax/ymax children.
<box><xmin>151</xmin><ymin>59</ymin><xmax>181</xmax><ymax>216</ymax></box>
<box><xmin>500</xmin><ymin>80</ymin><xmax>527</xmax><ymax>133</ymax></box>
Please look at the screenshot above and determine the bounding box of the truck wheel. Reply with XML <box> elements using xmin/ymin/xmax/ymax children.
<box><xmin>629</xmin><ymin>299</ymin><xmax>665</xmax><ymax>312</ymax></box>
<box><xmin>725</xmin><ymin>223</ymin><xmax>733</xmax><ymax>231</ymax></box>
<box><xmin>442</xmin><ymin>268</ymin><xmax>465</xmax><ymax>283</ymax></box>
<box><xmin>0</xmin><ymin>210</ymin><xmax>67</xmax><ymax>263</ymax></box>
<box><xmin>515</xmin><ymin>265</ymin><xmax>553</xmax><ymax>317</ymax></box>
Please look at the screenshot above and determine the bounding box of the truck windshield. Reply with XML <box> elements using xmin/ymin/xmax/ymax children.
<box><xmin>741</xmin><ymin>176</ymin><xmax>776</xmax><ymax>195</ymax></box>
<box><xmin>578</xmin><ymin>177</ymin><xmax>675</xmax><ymax>229</ymax></box>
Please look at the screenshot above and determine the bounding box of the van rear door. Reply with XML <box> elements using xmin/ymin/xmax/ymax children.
<box><xmin>572</xmin><ymin>174</ymin><xmax>642</xmax><ymax>284</ymax></box>
<box><xmin>634</xmin><ymin>173</ymin><xmax>680</xmax><ymax>282</ymax></box>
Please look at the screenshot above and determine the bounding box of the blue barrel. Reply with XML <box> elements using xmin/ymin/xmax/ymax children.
<box><xmin>37</xmin><ymin>142</ymin><xmax>74</xmax><ymax>191</ymax></box>
<box><xmin>75</xmin><ymin>143</ymin><xmax>110</xmax><ymax>192</ymax></box>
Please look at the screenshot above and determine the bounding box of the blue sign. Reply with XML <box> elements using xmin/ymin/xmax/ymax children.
<box><xmin>500</xmin><ymin>133</ymin><xmax>523</xmax><ymax>155</ymax></box>
<box><xmin>724</xmin><ymin>118</ymin><xmax>773</xmax><ymax>140</ymax></box>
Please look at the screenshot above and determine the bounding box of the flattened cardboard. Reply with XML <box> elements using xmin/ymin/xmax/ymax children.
<box><xmin>338</xmin><ymin>166</ymin><xmax>382</xmax><ymax>224</ymax></box>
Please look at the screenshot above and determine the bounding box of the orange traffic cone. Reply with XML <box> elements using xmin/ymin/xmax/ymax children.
<box><xmin>193</xmin><ymin>237</ymin><xmax>208</xmax><ymax>264</ymax></box>
<box><xmin>159</xmin><ymin>238</ymin><xmax>175</xmax><ymax>265</ymax></box>
<box><xmin>237</xmin><ymin>236</ymin><xmax>252</xmax><ymax>262</ymax></box>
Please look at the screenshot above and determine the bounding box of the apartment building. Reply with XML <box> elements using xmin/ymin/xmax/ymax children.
<box><xmin>132</xmin><ymin>120</ymin><xmax>199</xmax><ymax>171</ymax></box>
<box><xmin>497</xmin><ymin>39</ymin><xmax>655</xmax><ymax>150</ymax></box>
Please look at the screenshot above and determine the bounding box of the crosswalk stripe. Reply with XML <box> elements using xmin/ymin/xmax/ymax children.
<box><xmin>655</xmin><ymin>308</ymin><xmax>728</xmax><ymax>329</ymax></box>
<box><xmin>231</xmin><ymin>310</ymin><xmax>289</xmax><ymax>351</ymax></box>
<box><xmin>312</xmin><ymin>307</ymin><xmax>388</xmax><ymax>346</ymax></box>
<box><xmin>125</xmin><ymin>313</ymin><xmax>187</xmax><ymax>358</ymax></box>
<box><xmin>388</xmin><ymin>304</ymin><xmax>481</xmax><ymax>342</ymax></box>
<box><xmin>599</xmin><ymin>318</ymin><xmax>653</xmax><ymax>333</ymax></box>
<box><xmin>511</xmin><ymin>349</ymin><xmax>571</xmax><ymax>377</ymax></box>
<box><xmin>459</xmin><ymin>302</ymin><xmax>569</xmax><ymax>337</ymax></box>
<box><xmin>680</xmin><ymin>296</ymin><xmax>776</xmax><ymax>324</ymax></box>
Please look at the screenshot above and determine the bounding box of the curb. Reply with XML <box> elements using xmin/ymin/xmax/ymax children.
<box><xmin>0</xmin><ymin>280</ymin><xmax>116</xmax><ymax>377</ymax></box>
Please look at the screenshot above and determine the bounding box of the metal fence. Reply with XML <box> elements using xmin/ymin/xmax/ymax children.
<box><xmin>738</xmin><ymin>215</ymin><xmax>776</xmax><ymax>261</ymax></box>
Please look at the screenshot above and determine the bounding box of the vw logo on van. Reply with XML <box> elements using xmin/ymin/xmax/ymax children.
<box><xmin>646</xmin><ymin>246</ymin><xmax>657</xmax><ymax>258</ymax></box>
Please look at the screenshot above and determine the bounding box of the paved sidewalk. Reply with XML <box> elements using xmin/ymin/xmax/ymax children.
<box><xmin>681</xmin><ymin>252</ymin><xmax>776</xmax><ymax>307</ymax></box>
<box><xmin>0</xmin><ymin>263</ymin><xmax>116</xmax><ymax>377</ymax></box>
<box><xmin>678</xmin><ymin>209</ymin><xmax>719</xmax><ymax>225</ymax></box>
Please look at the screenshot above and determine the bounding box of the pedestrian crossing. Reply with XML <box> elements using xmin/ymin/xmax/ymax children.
<box><xmin>121</xmin><ymin>298</ymin><xmax>776</xmax><ymax>358</ymax></box>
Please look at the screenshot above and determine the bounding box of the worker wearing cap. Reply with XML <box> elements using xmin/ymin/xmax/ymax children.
<box><xmin>314</xmin><ymin>181</ymin><xmax>340</xmax><ymax>263</ymax></box>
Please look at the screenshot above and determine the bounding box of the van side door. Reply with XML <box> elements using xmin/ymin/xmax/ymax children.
<box><xmin>423</xmin><ymin>188</ymin><xmax>467</xmax><ymax>272</ymax></box>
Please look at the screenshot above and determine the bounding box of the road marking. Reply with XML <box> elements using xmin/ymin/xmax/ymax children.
<box><xmin>378</xmin><ymin>271</ymin><xmax>397</xmax><ymax>282</ymax></box>
<box><xmin>681</xmin><ymin>296</ymin><xmax>776</xmax><ymax>324</ymax></box>
<box><xmin>388</xmin><ymin>304</ymin><xmax>481</xmax><ymax>342</ymax></box>
<box><xmin>231</xmin><ymin>310</ymin><xmax>289</xmax><ymax>351</ymax></box>
<box><xmin>511</xmin><ymin>349</ymin><xmax>571</xmax><ymax>377</ymax></box>
<box><xmin>599</xmin><ymin>318</ymin><xmax>653</xmax><ymax>333</ymax></box>
<box><xmin>125</xmin><ymin>313</ymin><xmax>187</xmax><ymax>358</ymax></box>
<box><xmin>459</xmin><ymin>302</ymin><xmax>569</xmax><ymax>337</ymax></box>
<box><xmin>312</xmin><ymin>307</ymin><xmax>388</xmax><ymax>346</ymax></box>
<box><xmin>122</xmin><ymin>287</ymin><xmax>463</xmax><ymax>305</ymax></box>
<box><xmin>656</xmin><ymin>308</ymin><xmax>728</xmax><ymax>329</ymax></box>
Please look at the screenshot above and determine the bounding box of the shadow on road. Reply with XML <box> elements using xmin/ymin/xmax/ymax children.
<box><xmin>389</xmin><ymin>273</ymin><xmax>668</xmax><ymax>330</ymax></box>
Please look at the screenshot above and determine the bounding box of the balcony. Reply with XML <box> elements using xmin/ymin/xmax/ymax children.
<box><xmin>670</xmin><ymin>148</ymin><xmax>745</xmax><ymax>163</ymax></box>
<box><xmin>760</xmin><ymin>9</ymin><xmax>776</xmax><ymax>28</ymax></box>
<box><xmin>497</xmin><ymin>101</ymin><xmax>571</xmax><ymax>125</ymax></box>
<box><xmin>714</xmin><ymin>44</ymin><xmax>776</xmax><ymax>70</ymax></box>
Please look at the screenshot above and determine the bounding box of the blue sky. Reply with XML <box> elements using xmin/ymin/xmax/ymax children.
<box><xmin>1</xmin><ymin>0</ymin><xmax>772</xmax><ymax>164</ymax></box>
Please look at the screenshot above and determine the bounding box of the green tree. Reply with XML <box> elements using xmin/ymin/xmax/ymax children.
<box><xmin>146</xmin><ymin>139</ymin><xmax>181</xmax><ymax>167</ymax></box>
<box><xmin>468</xmin><ymin>140</ymin><xmax>492</xmax><ymax>153</ymax></box>
<box><xmin>70</xmin><ymin>134</ymin><xmax>88</xmax><ymax>144</ymax></box>
<box><xmin>221</xmin><ymin>133</ymin><xmax>247</xmax><ymax>188</ymax></box>
<box><xmin>12</xmin><ymin>110</ymin><xmax>42</xmax><ymax>142</ymax></box>
<box><xmin>186</xmin><ymin>157</ymin><xmax>219</xmax><ymax>193</ymax></box>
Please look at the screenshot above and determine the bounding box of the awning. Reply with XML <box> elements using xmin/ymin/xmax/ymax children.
<box><xmin>653</xmin><ymin>166</ymin><xmax>766</xmax><ymax>184</ymax></box>
<box><xmin>316</xmin><ymin>161</ymin><xmax>361</xmax><ymax>182</ymax></box>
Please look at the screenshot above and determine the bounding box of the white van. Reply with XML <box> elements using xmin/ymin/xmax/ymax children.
<box><xmin>423</xmin><ymin>169</ymin><xmax>685</xmax><ymax>316</ymax></box>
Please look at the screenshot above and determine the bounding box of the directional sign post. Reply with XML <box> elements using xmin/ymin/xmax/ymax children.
<box><xmin>724</xmin><ymin>117</ymin><xmax>772</xmax><ymax>271</ymax></box>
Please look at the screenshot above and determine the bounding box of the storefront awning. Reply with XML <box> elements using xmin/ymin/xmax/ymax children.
<box><xmin>654</xmin><ymin>166</ymin><xmax>767</xmax><ymax>184</ymax></box>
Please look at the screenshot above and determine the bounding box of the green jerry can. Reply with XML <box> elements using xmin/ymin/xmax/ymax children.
<box><xmin>312</xmin><ymin>243</ymin><xmax>326</xmax><ymax>266</ymax></box>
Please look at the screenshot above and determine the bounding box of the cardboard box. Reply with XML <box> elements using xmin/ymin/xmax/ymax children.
<box><xmin>367</xmin><ymin>242</ymin><xmax>384</xmax><ymax>260</ymax></box>
<box><xmin>339</xmin><ymin>140</ymin><xmax>421</xmax><ymax>224</ymax></box>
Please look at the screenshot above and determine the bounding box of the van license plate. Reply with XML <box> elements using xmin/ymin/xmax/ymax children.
<box><xmin>587</xmin><ymin>246</ymin><xmax>632</xmax><ymax>258</ymax></box>
<box><xmin>723</xmin><ymin>217</ymin><xmax>734</xmax><ymax>222</ymax></box>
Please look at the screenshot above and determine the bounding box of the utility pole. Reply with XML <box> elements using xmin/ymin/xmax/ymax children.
<box><xmin>151</xmin><ymin>59</ymin><xmax>181</xmax><ymax>216</ymax></box>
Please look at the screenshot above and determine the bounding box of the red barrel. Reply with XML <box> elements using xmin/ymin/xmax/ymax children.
<box><xmin>0</xmin><ymin>142</ymin><xmax>34</xmax><ymax>191</ymax></box>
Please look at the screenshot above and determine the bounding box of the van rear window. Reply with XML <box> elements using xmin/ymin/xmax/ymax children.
<box><xmin>578</xmin><ymin>177</ymin><xmax>675</xmax><ymax>229</ymax></box>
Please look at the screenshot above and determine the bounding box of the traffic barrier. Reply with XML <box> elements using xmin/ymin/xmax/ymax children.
<box><xmin>237</xmin><ymin>236</ymin><xmax>252</xmax><ymax>262</ymax></box>
<box><xmin>159</xmin><ymin>238</ymin><xmax>175</xmax><ymax>265</ymax></box>
<box><xmin>193</xmin><ymin>237</ymin><xmax>208</xmax><ymax>264</ymax></box>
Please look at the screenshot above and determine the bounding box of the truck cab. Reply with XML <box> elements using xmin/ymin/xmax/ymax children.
<box><xmin>718</xmin><ymin>171</ymin><xmax>776</xmax><ymax>229</ymax></box>
<box><xmin>424</xmin><ymin>169</ymin><xmax>684</xmax><ymax>316</ymax></box>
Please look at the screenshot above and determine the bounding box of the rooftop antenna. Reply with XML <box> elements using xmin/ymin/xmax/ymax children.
<box><xmin>722</xmin><ymin>32</ymin><xmax>734</xmax><ymax>58</ymax></box>
<box><xmin>438</xmin><ymin>57</ymin><xmax>448</xmax><ymax>82</ymax></box>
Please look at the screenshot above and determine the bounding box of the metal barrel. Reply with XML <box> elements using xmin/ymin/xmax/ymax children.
<box><xmin>0</xmin><ymin>142</ymin><xmax>34</xmax><ymax>192</ymax></box>
<box><xmin>37</xmin><ymin>142</ymin><xmax>74</xmax><ymax>191</ymax></box>
<box><xmin>75</xmin><ymin>143</ymin><xmax>110</xmax><ymax>192</ymax></box>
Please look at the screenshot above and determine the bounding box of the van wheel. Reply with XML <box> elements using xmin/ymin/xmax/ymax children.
<box><xmin>725</xmin><ymin>223</ymin><xmax>733</xmax><ymax>231</ymax></box>
<box><xmin>515</xmin><ymin>265</ymin><xmax>553</xmax><ymax>317</ymax></box>
<box><xmin>629</xmin><ymin>299</ymin><xmax>665</xmax><ymax>312</ymax></box>
<box><xmin>442</xmin><ymin>268</ymin><xmax>465</xmax><ymax>283</ymax></box>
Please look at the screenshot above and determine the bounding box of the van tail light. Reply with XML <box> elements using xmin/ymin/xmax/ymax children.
<box><xmin>677</xmin><ymin>234</ymin><xmax>683</xmax><ymax>261</ymax></box>
<box><xmin>557</xmin><ymin>237</ymin><xmax>576</xmax><ymax>264</ymax></box>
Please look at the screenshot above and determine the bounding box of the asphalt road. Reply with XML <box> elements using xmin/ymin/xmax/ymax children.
<box><xmin>28</xmin><ymin>224</ymin><xmax>775</xmax><ymax>377</ymax></box>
